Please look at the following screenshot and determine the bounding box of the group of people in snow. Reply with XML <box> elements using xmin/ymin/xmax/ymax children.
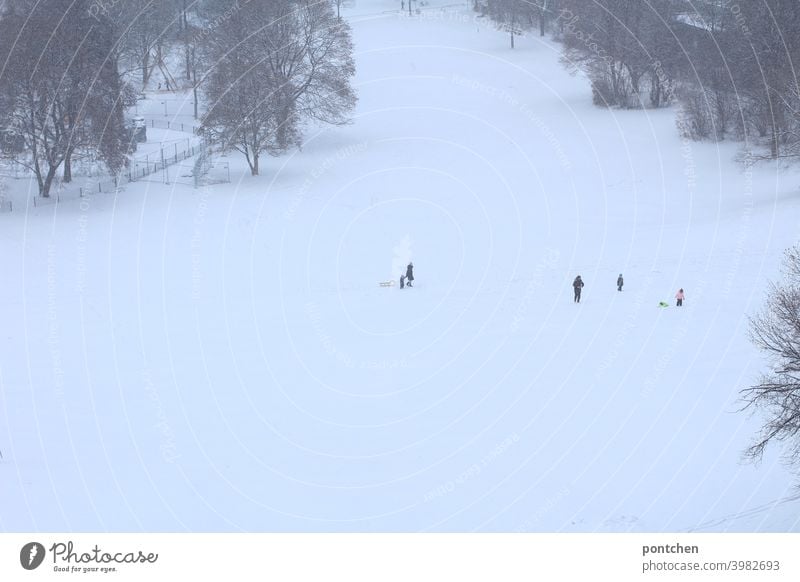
<box><xmin>400</xmin><ymin>264</ymin><xmax>684</xmax><ymax>307</ymax></box>
<box><xmin>573</xmin><ymin>274</ymin><xmax>685</xmax><ymax>307</ymax></box>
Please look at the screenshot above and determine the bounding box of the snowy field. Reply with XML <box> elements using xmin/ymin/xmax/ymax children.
<box><xmin>2</xmin><ymin>0</ymin><xmax>800</xmax><ymax>532</ymax></box>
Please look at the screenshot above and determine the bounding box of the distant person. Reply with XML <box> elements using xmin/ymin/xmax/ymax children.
<box><xmin>617</xmin><ymin>273</ymin><xmax>624</xmax><ymax>292</ymax></box>
<box><xmin>406</xmin><ymin>262</ymin><xmax>414</xmax><ymax>287</ymax></box>
<box><xmin>675</xmin><ymin>288</ymin><xmax>685</xmax><ymax>307</ymax></box>
<box><xmin>400</xmin><ymin>274</ymin><xmax>405</xmax><ymax>289</ymax></box>
<box><xmin>573</xmin><ymin>275</ymin><xmax>584</xmax><ymax>303</ymax></box>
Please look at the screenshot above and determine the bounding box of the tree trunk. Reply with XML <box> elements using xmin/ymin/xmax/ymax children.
<box><xmin>539</xmin><ymin>12</ymin><xmax>545</xmax><ymax>36</ymax></box>
<box><xmin>771</xmin><ymin>122</ymin><xmax>780</xmax><ymax>158</ymax></box>
<box><xmin>649</xmin><ymin>70</ymin><xmax>662</xmax><ymax>108</ymax></box>
<box><xmin>34</xmin><ymin>161</ymin><xmax>44</xmax><ymax>197</ymax></box>
<box><xmin>629</xmin><ymin>69</ymin><xmax>641</xmax><ymax>108</ymax></box>
<box><xmin>715</xmin><ymin>90</ymin><xmax>726</xmax><ymax>139</ymax></box>
<box><xmin>610</xmin><ymin>63</ymin><xmax>621</xmax><ymax>106</ymax></box>
<box><xmin>510</xmin><ymin>30</ymin><xmax>515</xmax><ymax>49</ymax></box>
<box><xmin>243</xmin><ymin>142</ymin><xmax>259</xmax><ymax>176</ymax></box>
<box><xmin>63</xmin><ymin>149</ymin><xmax>73</xmax><ymax>183</ymax></box>
<box><xmin>142</xmin><ymin>51</ymin><xmax>150</xmax><ymax>86</ymax></box>
<box><xmin>40</xmin><ymin>164</ymin><xmax>58</xmax><ymax>198</ymax></box>
<box><xmin>769</xmin><ymin>91</ymin><xmax>783</xmax><ymax>158</ymax></box>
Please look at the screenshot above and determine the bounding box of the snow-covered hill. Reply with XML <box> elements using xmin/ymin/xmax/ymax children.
<box><xmin>2</xmin><ymin>0</ymin><xmax>800</xmax><ymax>532</ymax></box>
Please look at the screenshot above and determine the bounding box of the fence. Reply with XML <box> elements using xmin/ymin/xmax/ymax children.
<box><xmin>193</xmin><ymin>139</ymin><xmax>231</xmax><ymax>187</ymax></box>
<box><xmin>141</xmin><ymin>118</ymin><xmax>199</xmax><ymax>135</ymax></box>
<box><xmin>128</xmin><ymin>139</ymin><xmax>200</xmax><ymax>183</ymax></box>
<box><xmin>8</xmin><ymin>116</ymin><xmax>235</xmax><ymax>211</ymax></box>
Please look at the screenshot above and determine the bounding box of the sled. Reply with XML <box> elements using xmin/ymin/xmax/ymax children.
<box><xmin>379</xmin><ymin>280</ymin><xmax>396</xmax><ymax>287</ymax></box>
<box><xmin>658</xmin><ymin>301</ymin><xmax>669</xmax><ymax>308</ymax></box>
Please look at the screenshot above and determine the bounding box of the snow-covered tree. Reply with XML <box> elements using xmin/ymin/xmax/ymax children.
<box><xmin>0</xmin><ymin>0</ymin><xmax>127</xmax><ymax>196</ymax></box>
<box><xmin>200</xmin><ymin>0</ymin><xmax>356</xmax><ymax>176</ymax></box>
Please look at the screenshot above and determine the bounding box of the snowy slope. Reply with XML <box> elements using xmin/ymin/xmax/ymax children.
<box><xmin>2</xmin><ymin>0</ymin><xmax>800</xmax><ymax>532</ymax></box>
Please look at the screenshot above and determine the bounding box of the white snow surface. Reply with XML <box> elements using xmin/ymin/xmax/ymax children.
<box><xmin>2</xmin><ymin>0</ymin><xmax>800</xmax><ymax>532</ymax></box>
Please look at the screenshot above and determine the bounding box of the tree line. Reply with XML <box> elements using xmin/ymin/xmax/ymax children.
<box><xmin>0</xmin><ymin>0</ymin><xmax>356</xmax><ymax>196</ymax></box>
<box><xmin>477</xmin><ymin>0</ymin><xmax>800</xmax><ymax>163</ymax></box>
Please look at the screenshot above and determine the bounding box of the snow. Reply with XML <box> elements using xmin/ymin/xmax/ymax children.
<box><xmin>2</xmin><ymin>0</ymin><xmax>800</xmax><ymax>532</ymax></box>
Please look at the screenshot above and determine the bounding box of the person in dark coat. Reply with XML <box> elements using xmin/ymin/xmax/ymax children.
<box><xmin>406</xmin><ymin>262</ymin><xmax>414</xmax><ymax>287</ymax></box>
<box><xmin>573</xmin><ymin>275</ymin><xmax>584</xmax><ymax>303</ymax></box>
<box><xmin>617</xmin><ymin>274</ymin><xmax>624</xmax><ymax>292</ymax></box>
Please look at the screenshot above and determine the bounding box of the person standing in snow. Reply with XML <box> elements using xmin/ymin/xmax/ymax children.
<box><xmin>406</xmin><ymin>262</ymin><xmax>414</xmax><ymax>287</ymax></box>
<box><xmin>573</xmin><ymin>275</ymin><xmax>584</xmax><ymax>303</ymax></box>
<box><xmin>400</xmin><ymin>274</ymin><xmax>405</xmax><ymax>289</ymax></box>
<box><xmin>617</xmin><ymin>274</ymin><xmax>624</xmax><ymax>292</ymax></box>
<box><xmin>675</xmin><ymin>288</ymin><xmax>685</xmax><ymax>307</ymax></box>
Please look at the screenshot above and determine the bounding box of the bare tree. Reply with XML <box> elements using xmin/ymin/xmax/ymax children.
<box><xmin>744</xmin><ymin>246</ymin><xmax>800</xmax><ymax>468</ymax></box>
<box><xmin>113</xmin><ymin>0</ymin><xmax>179</xmax><ymax>88</ymax></box>
<box><xmin>0</xmin><ymin>0</ymin><xmax>127</xmax><ymax>196</ymax></box>
<box><xmin>736</xmin><ymin>0</ymin><xmax>800</xmax><ymax>161</ymax></box>
<box><xmin>669</xmin><ymin>0</ymin><xmax>800</xmax><ymax>162</ymax></box>
<box><xmin>535</xmin><ymin>0</ymin><xmax>558</xmax><ymax>37</ymax></box>
<box><xmin>333</xmin><ymin>0</ymin><xmax>344</xmax><ymax>21</ymax></box>
<box><xmin>556</xmin><ymin>0</ymin><xmax>682</xmax><ymax>108</ymax></box>
<box><xmin>200</xmin><ymin>0</ymin><xmax>356</xmax><ymax>176</ymax></box>
<box><xmin>484</xmin><ymin>0</ymin><xmax>536</xmax><ymax>49</ymax></box>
